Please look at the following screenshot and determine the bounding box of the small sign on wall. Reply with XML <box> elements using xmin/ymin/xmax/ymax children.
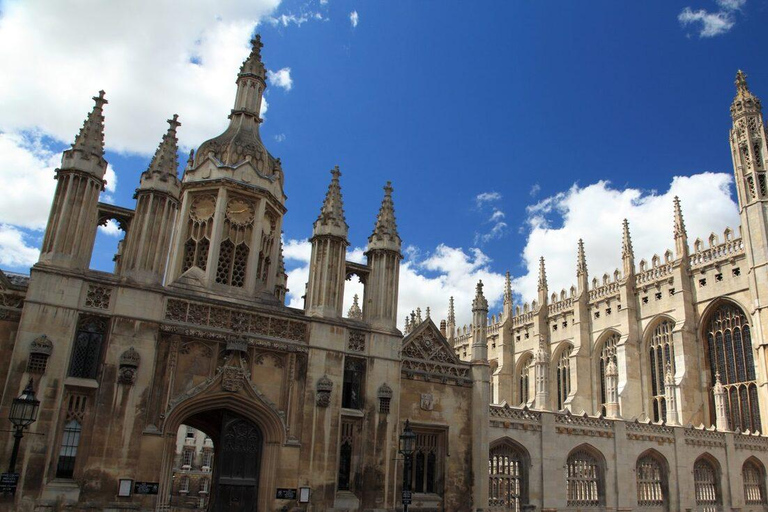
<box><xmin>299</xmin><ymin>487</ymin><xmax>311</xmax><ymax>503</ymax></box>
<box><xmin>276</xmin><ymin>488</ymin><xmax>297</xmax><ymax>499</ymax></box>
<box><xmin>133</xmin><ymin>481</ymin><xmax>159</xmax><ymax>495</ymax></box>
<box><xmin>118</xmin><ymin>479</ymin><xmax>133</xmax><ymax>497</ymax></box>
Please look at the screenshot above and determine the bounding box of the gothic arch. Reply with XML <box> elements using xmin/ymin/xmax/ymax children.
<box><xmin>564</xmin><ymin>443</ymin><xmax>607</xmax><ymax>507</ymax></box>
<box><xmin>515</xmin><ymin>351</ymin><xmax>534</xmax><ymax>406</ymax></box>
<box><xmin>693</xmin><ymin>453</ymin><xmax>722</xmax><ymax>508</ymax></box>
<box><xmin>550</xmin><ymin>342</ymin><xmax>574</xmax><ymax>411</ymax></box>
<box><xmin>699</xmin><ymin>297</ymin><xmax>761</xmax><ymax>432</ymax></box>
<box><xmin>698</xmin><ymin>296</ymin><xmax>752</xmax><ymax>339</ymax></box>
<box><xmin>641</xmin><ymin>315</ymin><xmax>677</xmax><ymax>423</ymax></box>
<box><xmin>489</xmin><ymin>437</ymin><xmax>531</xmax><ymax>509</ymax></box>
<box><xmin>635</xmin><ymin>448</ymin><xmax>670</xmax><ymax>509</ymax></box>
<box><xmin>742</xmin><ymin>456</ymin><xmax>768</xmax><ymax>505</ymax></box>
<box><xmin>593</xmin><ymin>330</ymin><xmax>621</xmax><ymax>414</ymax></box>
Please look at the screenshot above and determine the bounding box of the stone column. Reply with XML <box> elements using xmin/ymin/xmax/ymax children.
<box><xmin>604</xmin><ymin>358</ymin><xmax>620</xmax><ymax>419</ymax></box>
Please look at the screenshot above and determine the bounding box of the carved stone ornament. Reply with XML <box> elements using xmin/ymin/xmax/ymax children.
<box><xmin>377</xmin><ymin>382</ymin><xmax>393</xmax><ymax>399</ymax></box>
<box><xmin>118</xmin><ymin>347</ymin><xmax>140</xmax><ymax>385</ymax></box>
<box><xmin>420</xmin><ymin>393</ymin><xmax>434</xmax><ymax>411</ymax></box>
<box><xmin>316</xmin><ymin>375</ymin><xmax>333</xmax><ymax>408</ymax></box>
<box><xmin>225</xmin><ymin>337</ymin><xmax>250</xmax><ymax>354</ymax></box>
<box><xmin>29</xmin><ymin>335</ymin><xmax>53</xmax><ymax>356</ymax></box>
<box><xmin>222</xmin><ymin>366</ymin><xmax>245</xmax><ymax>392</ymax></box>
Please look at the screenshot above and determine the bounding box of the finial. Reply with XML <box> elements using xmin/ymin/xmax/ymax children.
<box><xmin>673</xmin><ymin>196</ymin><xmax>687</xmax><ymax>240</ymax></box>
<box><xmin>472</xmin><ymin>280</ymin><xmax>488</xmax><ymax>312</ymax></box>
<box><xmin>143</xmin><ymin>114</ymin><xmax>181</xmax><ymax>182</ymax></box>
<box><xmin>503</xmin><ymin>271</ymin><xmax>512</xmax><ymax>304</ymax></box>
<box><xmin>187</xmin><ymin>149</ymin><xmax>195</xmax><ymax>167</ymax></box>
<box><xmin>313</xmin><ymin>167</ymin><xmax>348</xmax><ymax>236</ymax></box>
<box><xmin>71</xmin><ymin>91</ymin><xmax>108</xmax><ymax>158</ymax></box>
<box><xmin>576</xmin><ymin>239</ymin><xmax>587</xmax><ymax>276</ymax></box>
<box><xmin>251</xmin><ymin>34</ymin><xmax>264</xmax><ymax>57</ymax></box>
<box><xmin>448</xmin><ymin>296</ymin><xmax>455</xmax><ymax>323</ymax></box>
<box><xmin>538</xmin><ymin>257</ymin><xmax>548</xmax><ymax>291</ymax></box>
<box><xmin>622</xmin><ymin>219</ymin><xmax>634</xmax><ymax>259</ymax></box>
<box><xmin>369</xmin><ymin>181</ymin><xmax>401</xmax><ymax>250</ymax></box>
<box><xmin>426</xmin><ymin>307</ymin><xmax>431</xmax><ymax>319</ymax></box>
<box><xmin>736</xmin><ymin>69</ymin><xmax>749</xmax><ymax>93</ymax></box>
<box><xmin>348</xmin><ymin>294</ymin><xmax>363</xmax><ymax>320</ymax></box>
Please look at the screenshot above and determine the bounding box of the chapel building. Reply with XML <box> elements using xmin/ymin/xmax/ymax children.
<box><xmin>1</xmin><ymin>36</ymin><xmax>768</xmax><ymax>512</ymax></box>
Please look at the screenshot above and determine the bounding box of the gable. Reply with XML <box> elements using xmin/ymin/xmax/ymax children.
<box><xmin>401</xmin><ymin>319</ymin><xmax>471</xmax><ymax>386</ymax></box>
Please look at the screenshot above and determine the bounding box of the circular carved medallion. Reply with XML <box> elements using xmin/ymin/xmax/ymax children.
<box><xmin>190</xmin><ymin>195</ymin><xmax>216</xmax><ymax>222</ymax></box>
<box><xmin>226</xmin><ymin>198</ymin><xmax>255</xmax><ymax>226</ymax></box>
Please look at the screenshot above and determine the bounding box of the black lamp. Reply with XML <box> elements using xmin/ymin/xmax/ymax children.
<box><xmin>7</xmin><ymin>379</ymin><xmax>40</xmax><ymax>475</ymax></box>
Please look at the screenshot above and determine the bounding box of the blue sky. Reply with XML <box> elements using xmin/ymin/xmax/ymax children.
<box><xmin>0</xmin><ymin>0</ymin><xmax>764</xmax><ymax>325</ymax></box>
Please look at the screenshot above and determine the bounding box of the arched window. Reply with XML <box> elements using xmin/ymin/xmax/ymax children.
<box><xmin>55</xmin><ymin>419</ymin><xmax>82</xmax><ymax>479</ymax></box>
<box><xmin>648</xmin><ymin>320</ymin><xmax>675</xmax><ymax>422</ymax></box>
<box><xmin>566</xmin><ymin>447</ymin><xmax>604</xmax><ymax>507</ymax></box>
<box><xmin>704</xmin><ymin>302</ymin><xmax>761</xmax><ymax>432</ymax></box>
<box><xmin>599</xmin><ymin>333</ymin><xmax>619</xmax><ymax>412</ymax></box>
<box><xmin>636</xmin><ymin>452</ymin><xmax>667</xmax><ymax>507</ymax></box>
<box><xmin>68</xmin><ymin>316</ymin><xmax>107</xmax><ymax>379</ymax></box>
<box><xmin>489</xmin><ymin>442</ymin><xmax>527</xmax><ymax>511</ymax></box>
<box><xmin>694</xmin><ymin>457</ymin><xmax>720</xmax><ymax>509</ymax></box>
<box><xmin>743</xmin><ymin>459</ymin><xmax>767</xmax><ymax>505</ymax></box>
<box><xmin>518</xmin><ymin>355</ymin><xmax>533</xmax><ymax>406</ymax></box>
<box><xmin>557</xmin><ymin>345</ymin><xmax>572</xmax><ymax>410</ymax></box>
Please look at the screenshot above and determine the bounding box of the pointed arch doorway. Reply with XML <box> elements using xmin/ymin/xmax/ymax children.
<box><xmin>181</xmin><ymin>409</ymin><xmax>263</xmax><ymax>512</ymax></box>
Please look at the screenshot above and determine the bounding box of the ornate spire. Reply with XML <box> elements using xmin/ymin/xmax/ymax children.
<box><xmin>621</xmin><ymin>219</ymin><xmax>635</xmax><ymax>277</ymax></box>
<box><xmin>732</xmin><ymin>69</ymin><xmax>762</xmax><ymax>119</ymax></box>
<box><xmin>448</xmin><ymin>296</ymin><xmax>456</xmax><ymax>325</ymax></box>
<box><xmin>576</xmin><ymin>239</ymin><xmax>587</xmax><ymax>277</ymax></box>
<box><xmin>348</xmin><ymin>294</ymin><xmax>363</xmax><ymax>320</ymax></box>
<box><xmin>71</xmin><ymin>91</ymin><xmax>107</xmax><ymax>160</ymax></box>
<box><xmin>368</xmin><ymin>181</ymin><xmax>401</xmax><ymax>251</ymax></box>
<box><xmin>313</xmin><ymin>166</ymin><xmax>348</xmax><ymax>237</ymax></box>
<box><xmin>673</xmin><ymin>196</ymin><xmax>689</xmax><ymax>258</ymax></box>
<box><xmin>503</xmin><ymin>271</ymin><xmax>513</xmax><ymax>305</ymax></box>
<box><xmin>145</xmin><ymin>115</ymin><xmax>181</xmax><ymax>178</ymax></box>
<box><xmin>239</xmin><ymin>34</ymin><xmax>267</xmax><ymax>80</ymax></box>
<box><xmin>472</xmin><ymin>280</ymin><xmax>488</xmax><ymax>313</ymax></box>
<box><xmin>537</xmin><ymin>257</ymin><xmax>547</xmax><ymax>292</ymax></box>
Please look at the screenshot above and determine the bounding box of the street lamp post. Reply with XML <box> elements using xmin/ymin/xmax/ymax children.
<box><xmin>7</xmin><ymin>379</ymin><xmax>40</xmax><ymax>474</ymax></box>
<box><xmin>399</xmin><ymin>419</ymin><xmax>416</xmax><ymax>512</ymax></box>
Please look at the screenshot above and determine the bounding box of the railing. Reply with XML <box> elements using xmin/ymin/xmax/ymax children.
<box><xmin>689</xmin><ymin>238</ymin><xmax>744</xmax><ymax>268</ymax></box>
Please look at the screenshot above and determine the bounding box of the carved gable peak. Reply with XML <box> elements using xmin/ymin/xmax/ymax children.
<box><xmin>402</xmin><ymin>318</ymin><xmax>460</xmax><ymax>364</ymax></box>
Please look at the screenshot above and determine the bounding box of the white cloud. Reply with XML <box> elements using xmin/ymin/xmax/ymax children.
<box><xmin>274</xmin><ymin>133</ymin><xmax>286</xmax><ymax>142</ymax></box>
<box><xmin>529</xmin><ymin>183</ymin><xmax>541</xmax><ymax>197</ymax></box>
<box><xmin>267</xmin><ymin>67</ymin><xmax>293</xmax><ymax>91</ymax></box>
<box><xmin>514</xmin><ymin>172</ymin><xmax>740</xmax><ymax>301</ymax></box>
<box><xmin>475</xmin><ymin>191</ymin><xmax>501</xmax><ymax>206</ymax></box>
<box><xmin>678</xmin><ymin>0</ymin><xmax>746</xmax><ymax>37</ymax></box>
<box><xmin>283</xmin><ymin>239</ymin><xmax>504</xmax><ymax>328</ymax></box>
<box><xmin>98</xmin><ymin>219</ymin><xmax>122</xmax><ymax>237</ymax></box>
<box><xmin>0</xmin><ymin>131</ymin><xmax>58</xmax><ymax>230</ymax></box>
<box><xmin>0</xmin><ymin>224</ymin><xmax>40</xmax><ymax>268</ymax></box>
<box><xmin>350</xmin><ymin>11</ymin><xmax>359</xmax><ymax>28</ymax></box>
<box><xmin>0</xmin><ymin>0</ymin><xmax>282</xmax><ymax>155</ymax></box>
<box><xmin>268</xmin><ymin>12</ymin><xmax>323</xmax><ymax>27</ymax></box>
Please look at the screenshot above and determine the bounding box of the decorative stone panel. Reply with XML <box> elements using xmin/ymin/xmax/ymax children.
<box><xmin>118</xmin><ymin>347</ymin><xmax>140</xmax><ymax>385</ymax></box>
<box><xmin>165</xmin><ymin>298</ymin><xmax>307</xmax><ymax>342</ymax></box>
<box><xmin>85</xmin><ymin>284</ymin><xmax>112</xmax><ymax>310</ymax></box>
<box><xmin>316</xmin><ymin>375</ymin><xmax>333</xmax><ymax>408</ymax></box>
<box><xmin>347</xmin><ymin>330</ymin><xmax>365</xmax><ymax>353</ymax></box>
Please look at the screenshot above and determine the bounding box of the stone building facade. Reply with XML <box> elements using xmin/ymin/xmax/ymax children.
<box><xmin>0</xmin><ymin>34</ymin><xmax>768</xmax><ymax>512</ymax></box>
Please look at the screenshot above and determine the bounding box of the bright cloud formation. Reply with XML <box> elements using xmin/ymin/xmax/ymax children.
<box><xmin>268</xmin><ymin>68</ymin><xmax>293</xmax><ymax>91</ymax></box>
<box><xmin>678</xmin><ymin>0</ymin><xmax>746</xmax><ymax>37</ymax></box>
<box><xmin>474</xmin><ymin>191</ymin><xmax>508</xmax><ymax>245</ymax></box>
<box><xmin>350</xmin><ymin>11</ymin><xmax>359</xmax><ymax>28</ymax></box>
<box><xmin>0</xmin><ymin>0</ymin><xmax>282</xmax><ymax>155</ymax></box>
<box><xmin>515</xmin><ymin>172</ymin><xmax>740</xmax><ymax>301</ymax></box>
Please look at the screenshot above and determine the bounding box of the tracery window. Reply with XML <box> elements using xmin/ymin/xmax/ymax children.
<box><xmin>216</xmin><ymin>196</ymin><xmax>254</xmax><ymax>287</ymax></box>
<box><xmin>743</xmin><ymin>459</ymin><xmax>767</xmax><ymax>505</ymax></box>
<box><xmin>337</xmin><ymin>420</ymin><xmax>354</xmax><ymax>491</ymax></box>
<box><xmin>566</xmin><ymin>448</ymin><xmax>603</xmax><ymax>507</ymax></box>
<box><xmin>556</xmin><ymin>345</ymin><xmax>572</xmax><ymax>410</ymax></box>
<box><xmin>56</xmin><ymin>393</ymin><xmax>87</xmax><ymax>479</ymax></box>
<box><xmin>694</xmin><ymin>457</ymin><xmax>720</xmax><ymax>510</ymax></box>
<box><xmin>518</xmin><ymin>354</ymin><xmax>533</xmax><ymax>406</ymax></box>
<box><xmin>412</xmin><ymin>429</ymin><xmax>444</xmax><ymax>495</ymax></box>
<box><xmin>183</xmin><ymin>194</ymin><xmax>216</xmax><ymax>273</ymax></box>
<box><xmin>599</xmin><ymin>333</ymin><xmax>619</xmax><ymax>412</ymax></box>
<box><xmin>649</xmin><ymin>320</ymin><xmax>675</xmax><ymax>422</ymax></box>
<box><xmin>704</xmin><ymin>302</ymin><xmax>761</xmax><ymax>432</ymax></box>
<box><xmin>489</xmin><ymin>442</ymin><xmax>526</xmax><ymax>511</ymax></box>
<box><xmin>342</xmin><ymin>357</ymin><xmax>366</xmax><ymax>409</ymax></box>
<box><xmin>636</xmin><ymin>453</ymin><xmax>667</xmax><ymax>507</ymax></box>
<box><xmin>68</xmin><ymin>316</ymin><xmax>107</xmax><ymax>379</ymax></box>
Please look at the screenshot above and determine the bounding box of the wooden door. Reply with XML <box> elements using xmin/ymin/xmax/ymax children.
<box><xmin>212</xmin><ymin>413</ymin><xmax>262</xmax><ymax>512</ymax></box>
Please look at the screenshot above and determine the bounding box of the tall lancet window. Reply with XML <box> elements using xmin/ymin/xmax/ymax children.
<box><xmin>694</xmin><ymin>457</ymin><xmax>720</xmax><ymax>509</ymax></box>
<box><xmin>216</xmin><ymin>196</ymin><xmax>255</xmax><ymax>288</ymax></box>
<box><xmin>598</xmin><ymin>333</ymin><xmax>619</xmax><ymax>413</ymax></box>
<box><xmin>183</xmin><ymin>194</ymin><xmax>216</xmax><ymax>273</ymax></box>
<box><xmin>649</xmin><ymin>320</ymin><xmax>675</xmax><ymax>422</ymax></box>
<box><xmin>704</xmin><ymin>302</ymin><xmax>761</xmax><ymax>432</ymax></box>
<box><xmin>257</xmin><ymin>211</ymin><xmax>277</xmax><ymax>285</ymax></box>
<box><xmin>566</xmin><ymin>448</ymin><xmax>604</xmax><ymax>507</ymax></box>
<box><xmin>556</xmin><ymin>345</ymin><xmax>572</xmax><ymax>410</ymax></box>
<box><xmin>636</xmin><ymin>452</ymin><xmax>667</xmax><ymax>507</ymax></box>
<box><xmin>518</xmin><ymin>354</ymin><xmax>533</xmax><ymax>406</ymax></box>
